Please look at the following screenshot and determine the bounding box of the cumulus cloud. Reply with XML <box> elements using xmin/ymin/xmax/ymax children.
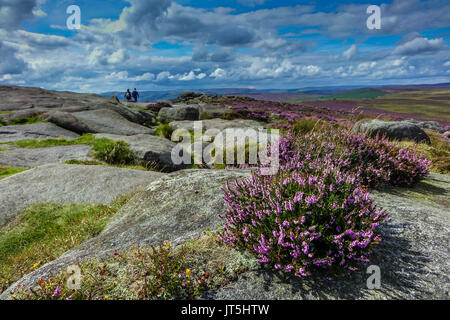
<box><xmin>0</xmin><ymin>41</ymin><xmax>27</xmax><ymax>74</ymax></box>
<box><xmin>0</xmin><ymin>0</ymin><xmax>44</xmax><ymax>30</ymax></box>
<box><xmin>393</xmin><ymin>37</ymin><xmax>444</xmax><ymax>56</ymax></box>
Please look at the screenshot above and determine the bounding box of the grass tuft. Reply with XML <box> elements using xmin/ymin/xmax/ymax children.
<box><xmin>0</xmin><ymin>166</ymin><xmax>30</xmax><ymax>180</ymax></box>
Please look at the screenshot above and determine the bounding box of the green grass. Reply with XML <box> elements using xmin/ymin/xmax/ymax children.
<box><xmin>0</xmin><ymin>193</ymin><xmax>135</xmax><ymax>293</ymax></box>
<box><xmin>9</xmin><ymin>116</ymin><xmax>43</xmax><ymax>126</ymax></box>
<box><xmin>0</xmin><ymin>166</ymin><xmax>30</xmax><ymax>180</ymax></box>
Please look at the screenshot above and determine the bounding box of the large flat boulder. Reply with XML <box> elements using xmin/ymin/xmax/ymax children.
<box><xmin>0</xmin><ymin>145</ymin><xmax>92</xmax><ymax>167</ymax></box>
<box><xmin>353</xmin><ymin>119</ymin><xmax>431</xmax><ymax>144</ymax></box>
<box><xmin>94</xmin><ymin>133</ymin><xmax>182</xmax><ymax>172</ymax></box>
<box><xmin>158</xmin><ymin>105</ymin><xmax>200</xmax><ymax>123</ymax></box>
<box><xmin>89</xmin><ymin>101</ymin><xmax>155</xmax><ymax>126</ymax></box>
<box><xmin>204</xmin><ymin>173</ymin><xmax>450</xmax><ymax>300</ymax></box>
<box><xmin>0</xmin><ymin>164</ymin><xmax>165</xmax><ymax>228</ymax></box>
<box><xmin>72</xmin><ymin>109</ymin><xmax>154</xmax><ymax>135</ymax></box>
<box><xmin>0</xmin><ymin>123</ymin><xmax>80</xmax><ymax>142</ymax></box>
<box><xmin>0</xmin><ymin>169</ymin><xmax>252</xmax><ymax>298</ymax></box>
<box><xmin>0</xmin><ymin>85</ymin><xmax>106</xmax><ymax>111</ymax></box>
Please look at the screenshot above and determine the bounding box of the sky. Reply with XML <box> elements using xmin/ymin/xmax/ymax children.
<box><xmin>0</xmin><ymin>0</ymin><xmax>449</xmax><ymax>93</ymax></box>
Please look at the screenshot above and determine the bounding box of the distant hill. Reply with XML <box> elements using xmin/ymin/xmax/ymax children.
<box><xmin>100</xmin><ymin>83</ymin><xmax>450</xmax><ymax>102</ymax></box>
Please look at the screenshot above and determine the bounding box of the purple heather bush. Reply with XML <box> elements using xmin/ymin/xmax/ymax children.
<box><xmin>290</xmin><ymin>128</ymin><xmax>431</xmax><ymax>187</ymax></box>
<box><xmin>221</xmin><ymin>156</ymin><xmax>390</xmax><ymax>277</ymax></box>
<box><xmin>221</xmin><ymin>127</ymin><xmax>431</xmax><ymax>277</ymax></box>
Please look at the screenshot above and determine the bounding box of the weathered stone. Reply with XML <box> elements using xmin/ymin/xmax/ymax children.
<box><xmin>405</xmin><ymin>119</ymin><xmax>445</xmax><ymax>134</ymax></box>
<box><xmin>0</xmin><ymin>123</ymin><xmax>80</xmax><ymax>143</ymax></box>
<box><xmin>158</xmin><ymin>105</ymin><xmax>200</xmax><ymax>123</ymax></box>
<box><xmin>39</xmin><ymin>111</ymin><xmax>95</xmax><ymax>134</ymax></box>
<box><xmin>353</xmin><ymin>119</ymin><xmax>431</xmax><ymax>144</ymax></box>
<box><xmin>0</xmin><ymin>145</ymin><xmax>92</xmax><ymax>167</ymax></box>
<box><xmin>0</xmin><ymin>169</ymin><xmax>252</xmax><ymax>298</ymax></box>
<box><xmin>0</xmin><ymin>85</ymin><xmax>107</xmax><ymax>111</ymax></box>
<box><xmin>90</xmin><ymin>102</ymin><xmax>155</xmax><ymax>126</ymax></box>
<box><xmin>0</xmin><ymin>164</ymin><xmax>165</xmax><ymax>228</ymax></box>
<box><xmin>73</xmin><ymin>109</ymin><xmax>154</xmax><ymax>135</ymax></box>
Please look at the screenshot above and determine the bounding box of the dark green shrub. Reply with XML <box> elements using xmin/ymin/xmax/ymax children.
<box><xmin>92</xmin><ymin>138</ymin><xmax>135</xmax><ymax>165</ymax></box>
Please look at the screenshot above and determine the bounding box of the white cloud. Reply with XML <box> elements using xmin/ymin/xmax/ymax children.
<box><xmin>210</xmin><ymin>68</ymin><xmax>226</xmax><ymax>79</ymax></box>
<box><xmin>393</xmin><ymin>37</ymin><xmax>444</xmax><ymax>56</ymax></box>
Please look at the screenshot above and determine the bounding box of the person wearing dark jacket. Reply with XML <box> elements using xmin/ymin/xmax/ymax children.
<box><xmin>132</xmin><ymin>88</ymin><xmax>139</xmax><ymax>102</ymax></box>
<box><xmin>125</xmin><ymin>89</ymin><xmax>132</xmax><ymax>102</ymax></box>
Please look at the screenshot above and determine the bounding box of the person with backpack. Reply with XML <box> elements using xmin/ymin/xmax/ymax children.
<box><xmin>132</xmin><ymin>88</ymin><xmax>140</xmax><ymax>102</ymax></box>
<box><xmin>125</xmin><ymin>89</ymin><xmax>132</xmax><ymax>102</ymax></box>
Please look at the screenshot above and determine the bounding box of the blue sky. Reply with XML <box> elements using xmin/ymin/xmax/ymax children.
<box><xmin>0</xmin><ymin>0</ymin><xmax>449</xmax><ymax>93</ymax></box>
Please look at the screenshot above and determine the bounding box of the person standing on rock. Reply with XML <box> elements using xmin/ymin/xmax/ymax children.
<box><xmin>132</xmin><ymin>88</ymin><xmax>140</xmax><ymax>103</ymax></box>
<box><xmin>125</xmin><ymin>89</ymin><xmax>132</xmax><ymax>102</ymax></box>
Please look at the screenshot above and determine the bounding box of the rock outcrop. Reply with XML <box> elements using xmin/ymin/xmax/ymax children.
<box><xmin>0</xmin><ymin>169</ymin><xmax>252</xmax><ymax>298</ymax></box>
<box><xmin>405</xmin><ymin>119</ymin><xmax>445</xmax><ymax>134</ymax></box>
<box><xmin>158</xmin><ymin>105</ymin><xmax>200</xmax><ymax>123</ymax></box>
<box><xmin>353</xmin><ymin>119</ymin><xmax>431</xmax><ymax>144</ymax></box>
<box><xmin>0</xmin><ymin>164</ymin><xmax>165</xmax><ymax>228</ymax></box>
<box><xmin>71</xmin><ymin>109</ymin><xmax>154</xmax><ymax>135</ymax></box>
<box><xmin>0</xmin><ymin>85</ymin><xmax>106</xmax><ymax>112</ymax></box>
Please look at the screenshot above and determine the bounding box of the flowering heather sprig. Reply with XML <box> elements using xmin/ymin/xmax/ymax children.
<box><xmin>220</xmin><ymin>157</ymin><xmax>390</xmax><ymax>277</ymax></box>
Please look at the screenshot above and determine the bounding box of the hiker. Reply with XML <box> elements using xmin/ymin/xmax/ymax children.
<box><xmin>125</xmin><ymin>89</ymin><xmax>132</xmax><ymax>102</ymax></box>
<box><xmin>132</xmin><ymin>88</ymin><xmax>139</xmax><ymax>102</ymax></box>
